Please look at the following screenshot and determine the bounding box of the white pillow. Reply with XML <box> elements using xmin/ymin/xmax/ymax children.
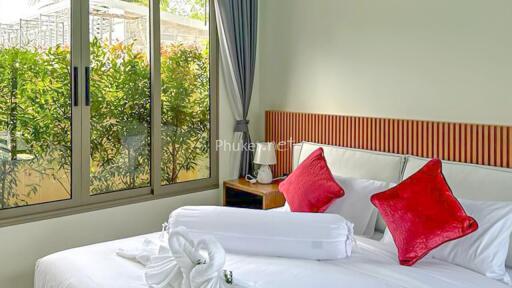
<box><xmin>403</xmin><ymin>156</ymin><xmax>512</xmax><ymax>268</ymax></box>
<box><xmin>169</xmin><ymin>206</ymin><xmax>354</xmax><ymax>260</ymax></box>
<box><xmin>284</xmin><ymin>176</ymin><xmax>394</xmax><ymax>237</ymax></box>
<box><xmin>382</xmin><ymin>199</ymin><xmax>512</xmax><ymax>285</ymax></box>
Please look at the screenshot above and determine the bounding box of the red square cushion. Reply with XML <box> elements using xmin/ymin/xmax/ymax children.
<box><xmin>279</xmin><ymin>147</ymin><xmax>344</xmax><ymax>213</ymax></box>
<box><xmin>370</xmin><ymin>159</ymin><xmax>478</xmax><ymax>266</ymax></box>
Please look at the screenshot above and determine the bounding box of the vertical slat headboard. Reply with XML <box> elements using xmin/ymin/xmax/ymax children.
<box><xmin>265</xmin><ymin>111</ymin><xmax>512</xmax><ymax>177</ymax></box>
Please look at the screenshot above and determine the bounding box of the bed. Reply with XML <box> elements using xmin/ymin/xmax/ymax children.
<box><xmin>35</xmin><ymin>141</ymin><xmax>512</xmax><ymax>288</ymax></box>
<box><xmin>35</xmin><ymin>232</ymin><xmax>509</xmax><ymax>288</ymax></box>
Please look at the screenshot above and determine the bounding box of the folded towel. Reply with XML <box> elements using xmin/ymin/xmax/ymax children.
<box><xmin>190</xmin><ymin>237</ymin><xmax>229</xmax><ymax>288</ymax></box>
<box><xmin>117</xmin><ymin>224</ymin><xmax>170</xmax><ymax>266</ymax></box>
<box><xmin>143</xmin><ymin>227</ymin><xmax>251</xmax><ymax>288</ymax></box>
<box><xmin>116</xmin><ymin>238</ymin><xmax>170</xmax><ymax>266</ymax></box>
<box><xmin>145</xmin><ymin>227</ymin><xmax>200</xmax><ymax>288</ymax></box>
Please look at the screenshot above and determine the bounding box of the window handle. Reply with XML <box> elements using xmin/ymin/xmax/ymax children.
<box><xmin>85</xmin><ymin>66</ymin><xmax>90</xmax><ymax>107</ymax></box>
<box><xmin>73</xmin><ymin>66</ymin><xmax>78</xmax><ymax>107</ymax></box>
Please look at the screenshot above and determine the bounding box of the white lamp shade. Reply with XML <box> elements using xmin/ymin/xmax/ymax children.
<box><xmin>254</xmin><ymin>142</ymin><xmax>277</xmax><ymax>165</ymax></box>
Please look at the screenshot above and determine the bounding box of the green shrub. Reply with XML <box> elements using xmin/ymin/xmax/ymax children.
<box><xmin>0</xmin><ymin>39</ymin><xmax>210</xmax><ymax>206</ymax></box>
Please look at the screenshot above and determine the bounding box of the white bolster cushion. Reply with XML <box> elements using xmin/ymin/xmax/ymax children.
<box><xmin>169</xmin><ymin>206</ymin><xmax>354</xmax><ymax>260</ymax></box>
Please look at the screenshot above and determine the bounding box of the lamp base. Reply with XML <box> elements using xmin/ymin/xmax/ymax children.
<box><xmin>256</xmin><ymin>165</ymin><xmax>273</xmax><ymax>184</ymax></box>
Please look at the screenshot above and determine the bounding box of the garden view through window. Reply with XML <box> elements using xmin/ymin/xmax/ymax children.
<box><xmin>160</xmin><ymin>0</ymin><xmax>211</xmax><ymax>185</ymax></box>
<box><xmin>0</xmin><ymin>0</ymin><xmax>72</xmax><ymax>209</ymax></box>
<box><xmin>0</xmin><ymin>0</ymin><xmax>212</xmax><ymax>209</ymax></box>
<box><xmin>88</xmin><ymin>0</ymin><xmax>152</xmax><ymax>195</ymax></box>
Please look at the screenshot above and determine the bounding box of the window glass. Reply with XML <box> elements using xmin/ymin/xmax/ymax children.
<box><xmin>89</xmin><ymin>0</ymin><xmax>151</xmax><ymax>194</ymax></box>
<box><xmin>160</xmin><ymin>0</ymin><xmax>211</xmax><ymax>185</ymax></box>
<box><xmin>0</xmin><ymin>0</ymin><xmax>72</xmax><ymax>208</ymax></box>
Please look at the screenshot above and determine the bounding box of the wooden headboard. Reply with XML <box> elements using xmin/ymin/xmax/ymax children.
<box><xmin>265</xmin><ymin>111</ymin><xmax>512</xmax><ymax>177</ymax></box>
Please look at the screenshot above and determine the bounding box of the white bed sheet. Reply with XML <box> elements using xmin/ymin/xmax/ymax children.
<box><xmin>35</xmin><ymin>233</ymin><xmax>508</xmax><ymax>288</ymax></box>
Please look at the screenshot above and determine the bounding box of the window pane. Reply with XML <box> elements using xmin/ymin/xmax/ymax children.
<box><xmin>160</xmin><ymin>0</ymin><xmax>210</xmax><ymax>185</ymax></box>
<box><xmin>0</xmin><ymin>0</ymin><xmax>71</xmax><ymax>208</ymax></box>
<box><xmin>89</xmin><ymin>0</ymin><xmax>150</xmax><ymax>194</ymax></box>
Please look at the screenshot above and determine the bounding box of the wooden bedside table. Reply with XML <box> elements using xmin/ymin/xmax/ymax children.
<box><xmin>223</xmin><ymin>179</ymin><xmax>286</xmax><ymax>210</ymax></box>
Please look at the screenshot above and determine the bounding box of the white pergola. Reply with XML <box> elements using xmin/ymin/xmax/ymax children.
<box><xmin>0</xmin><ymin>0</ymin><xmax>208</xmax><ymax>50</ymax></box>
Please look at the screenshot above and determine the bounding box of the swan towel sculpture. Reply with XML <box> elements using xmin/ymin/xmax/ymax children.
<box><xmin>117</xmin><ymin>227</ymin><xmax>250</xmax><ymax>288</ymax></box>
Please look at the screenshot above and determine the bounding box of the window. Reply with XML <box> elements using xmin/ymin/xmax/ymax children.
<box><xmin>0</xmin><ymin>0</ymin><xmax>217</xmax><ymax>224</ymax></box>
<box><xmin>0</xmin><ymin>0</ymin><xmax>73</xmax><ymax>209</ymax></box>
<box><xmin>160</xmin><ymin>0</ymin><xmax>211</xmax><ymax>185</ymax></box>
<box><xmin>88</xmin><ymin>0</ymin><xmax>151</xmax><ymax>194</ymax></box>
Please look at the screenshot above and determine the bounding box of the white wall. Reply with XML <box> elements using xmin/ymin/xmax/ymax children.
<box><xmin>258</xmin><ymin>0</ymin><xmax>512</xmax><ymax>126</ymax></box>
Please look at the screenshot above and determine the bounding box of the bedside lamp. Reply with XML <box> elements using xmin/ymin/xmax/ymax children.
<box><xmin>254</xmin><ymin>142</ymin><xmax>277</xmax><ymax>184</ymax></box>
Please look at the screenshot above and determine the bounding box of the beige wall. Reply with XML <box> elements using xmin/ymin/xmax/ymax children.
<box><xmin>257</xmin><ymin>0</ymin><xmax>512</xmax><ymax>126</ymax></box>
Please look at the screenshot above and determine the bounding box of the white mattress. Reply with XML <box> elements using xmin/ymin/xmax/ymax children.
<box><xmin>35</xmin><ymin>233</ymin><xmax>508</xmax><ymax>288</ymax></box>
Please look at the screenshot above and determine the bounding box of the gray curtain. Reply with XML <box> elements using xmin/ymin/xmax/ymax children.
<box><xmin>215</xmin><ymin>0</ymin><xmax>258</xmax><ymax>177</ymax></box>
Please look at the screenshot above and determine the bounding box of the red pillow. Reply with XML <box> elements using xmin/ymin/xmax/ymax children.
<box><xmin>279</xmin><ymin>147</ymin><xmax>344</xmax><ymax>213</ymax></box>
<box><xmin>370</xmin><ymin>159</ymin><xmax>478</xmax><ymax>266</ymax></box>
